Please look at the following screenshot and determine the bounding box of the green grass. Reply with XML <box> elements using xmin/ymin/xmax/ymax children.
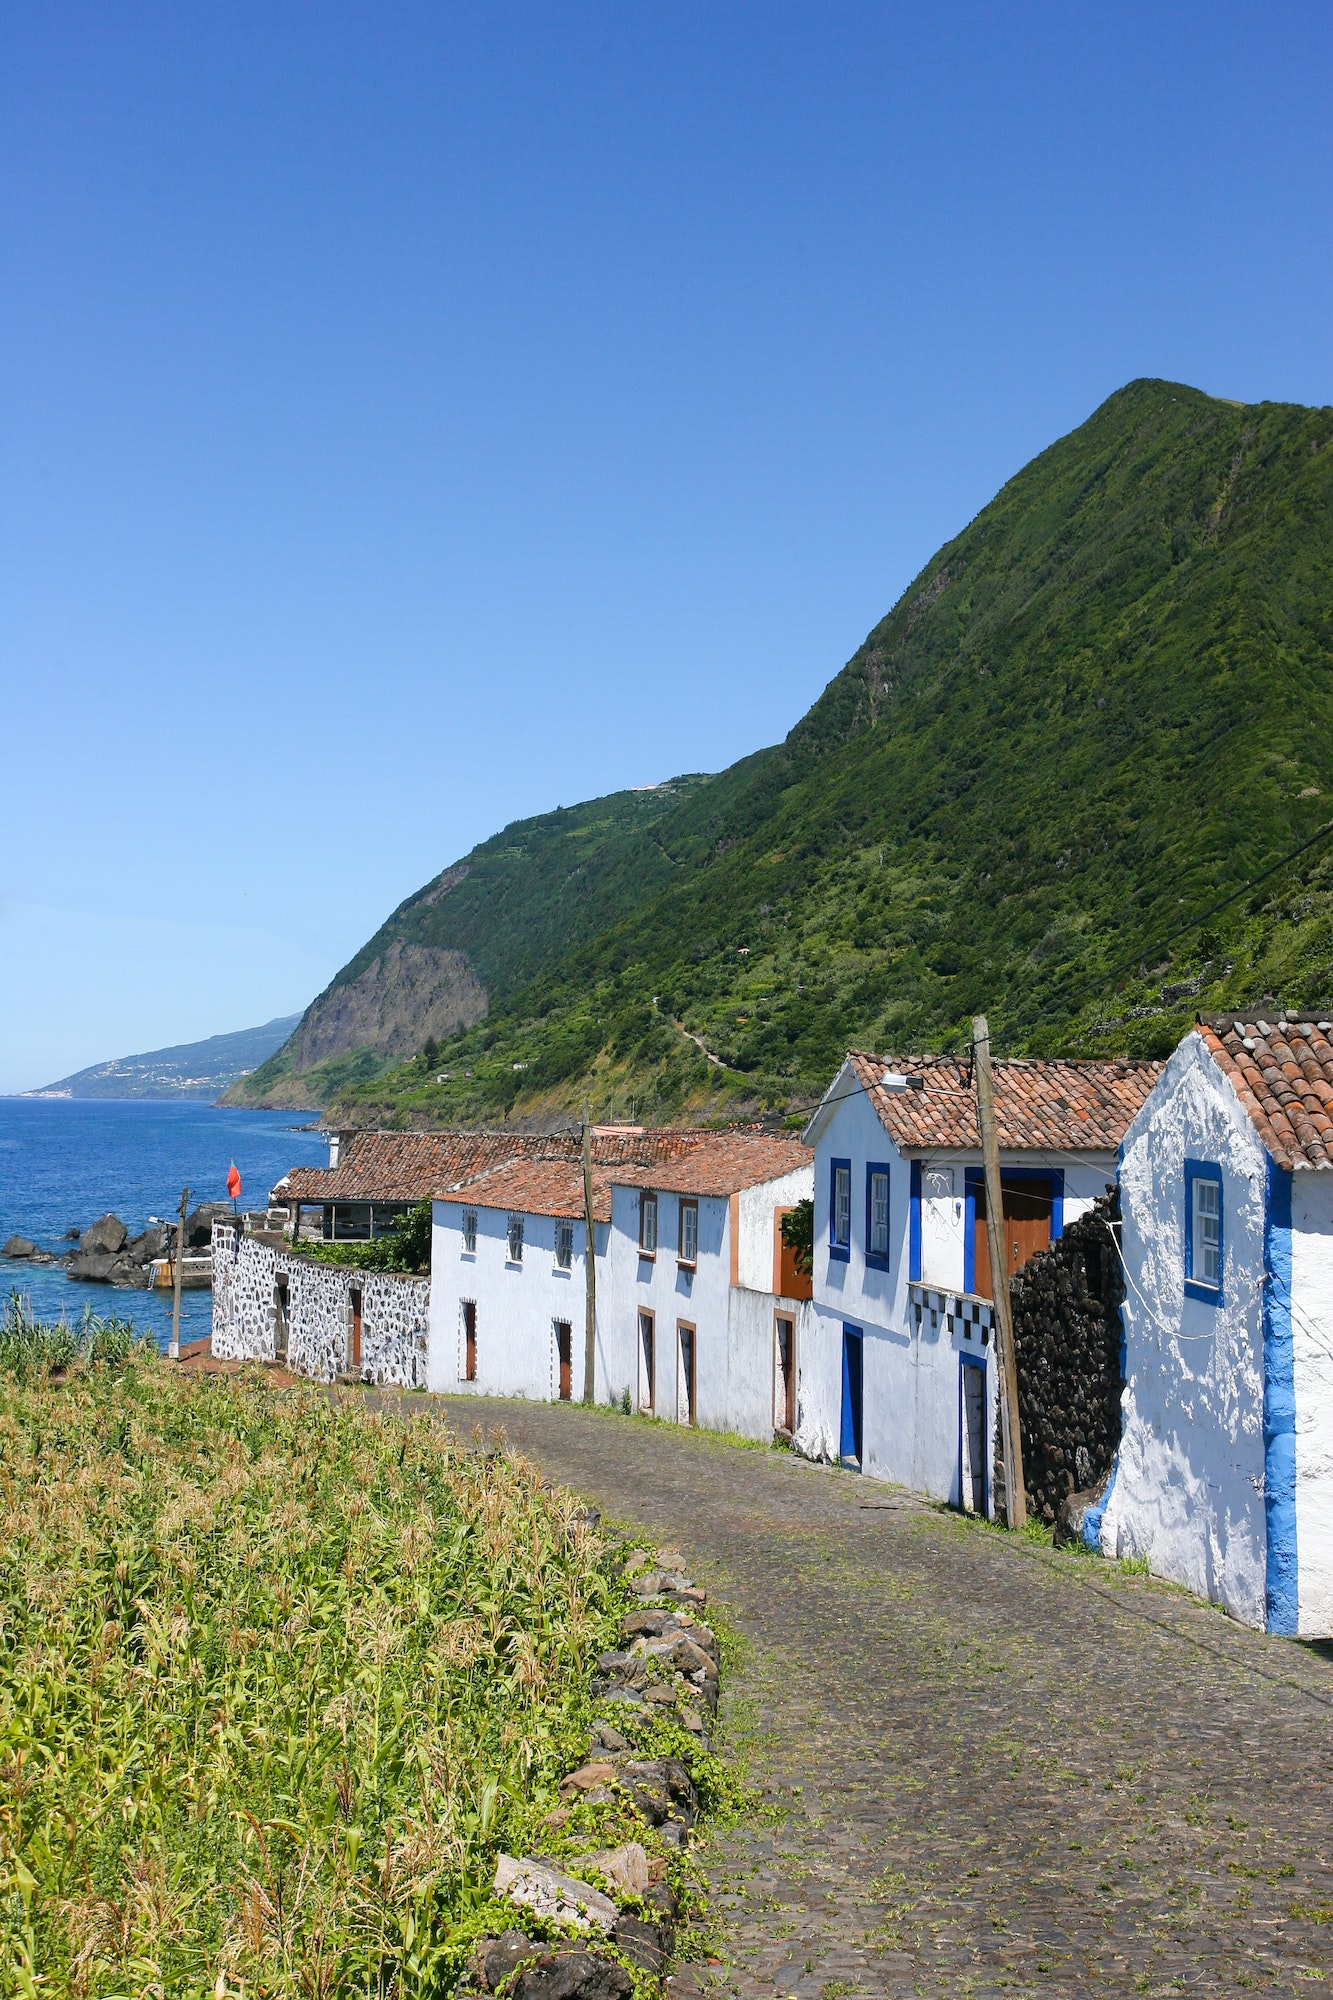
<box><xmin>240</xmin><ymin>378</ymin><xmax>1333</xmax><ymax>1124</ymax></box>
<box><xmin>0</xmin><ymin>1349</ymin><xmax>715</xmax><ymax>1997</ymax></box>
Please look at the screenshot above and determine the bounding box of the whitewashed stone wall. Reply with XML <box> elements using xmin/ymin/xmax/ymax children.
<box><xmin>211</xmin><ymin>1225</ymin><xmax>430</xmax><ymax>1388</ymax></box>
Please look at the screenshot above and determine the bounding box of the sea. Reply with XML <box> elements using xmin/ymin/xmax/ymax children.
<box><xmin>0</xmin><ymin>1097</ymin><xmax>328</xmax><ymax>1346</ymax></box>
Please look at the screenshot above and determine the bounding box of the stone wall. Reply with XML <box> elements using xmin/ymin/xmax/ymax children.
<box><xmin>211</xmin><ymin>1225</ymin><xmax>430</xmax><ymax>1388</ymax></box>
<box><xmin>1007</xmin><ymin>1192</ymin><xmax>1125</xmax><ymax>1525</ymax></box>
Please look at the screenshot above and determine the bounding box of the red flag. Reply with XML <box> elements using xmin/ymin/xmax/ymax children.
<box><xmin>227</xmin><ymin>1165</ymin><xmax>242</xmax><ymax>1201</ymax></box>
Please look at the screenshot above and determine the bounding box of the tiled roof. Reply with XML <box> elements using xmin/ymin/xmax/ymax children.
<box><xmin>279</xmin><ymin>1130</ymin><xmax>557</xmax><ymax>1204</ymax></box>
<box><xmin>606</xmin><ymin>1132</ymin><xmax>813</xmax><ymax>1197</ymax></box>
<box><xmin>840</xmin><ymin>1049</ymin><xmax>1161</xmax><ymax>1155</ymax></box>
<box><xmin>446</xmin><ymin>1158</ymin><xmax>612</xmax><ymax>1223</ymax></box>
<box><xmin>449</xmin><ymin>1129</ymin><xmax>812</xmax><ymax>1212</ymax></box>
<box><xmin>1196</xmin><ymin>1015</ymin><xmax>1333</xmax><ymax>1170</ymax></box>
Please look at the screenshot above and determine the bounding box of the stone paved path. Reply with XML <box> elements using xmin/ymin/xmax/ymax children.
<box><xmin>431</xmin><ymin>1395</ymin><xmax>1333</xmax><ymax>1999</ymax></box>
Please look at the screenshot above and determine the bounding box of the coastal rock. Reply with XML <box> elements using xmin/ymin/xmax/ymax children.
<box><xmin>184</xmin><ymin>1203</ymin><xmax>234</xmax><ymax>1249</ymax></box>
<box><xmin>493</xmin><ymin>1856</ymin><xmax>616</xmax><ymax>1932</ymax></box>
<box><xmin>567</xmin><ymin>1842</ymin><xmax>650</xmax><ymax>1896</ymax></box>
<box><xmin>613</xmin><ymin>1915</ymin><xmax>668</xmax><ymax>1975</ymax></box>
<box><xmin>2</xmin><ymin>1236</ymin><xmax>36</xmax><ymax>1259</ymax></box>
<box><xmin>81</xmin><ymin>1214</ymin><xmax>128</xmax><ymax>1255</ymax></box>
<box><xmin>127</xmin><ymin>1224</ymin><xmax>171</xmax><ymax>1262</ymax></box>
<box><xmin>67</xmin><ymin>1251</ymin><xmax>121</xmax><ymax>1283</ymax></box>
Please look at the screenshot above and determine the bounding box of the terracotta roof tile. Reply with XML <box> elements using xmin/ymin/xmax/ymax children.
<box><xmin>1198</xmin><ymin>1015</ymin><xmax>1333</xmax><ymax>1169</ymax></box>
<box><xmin>279</xmin><ymin>1130</ymin><xmax>557</xmax><ymax>1204</ymax></box>
<box><xmin>447</xmin><ymin>1158</ymin><xmax>612</xmax><ymax>1223</ymax></box>
<box><xmin>839</xmin><ymin>1049</ymin><xmax>1161</xmax><ymax>1155</ymax></box>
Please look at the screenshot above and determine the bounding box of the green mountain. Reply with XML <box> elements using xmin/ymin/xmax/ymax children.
<box><xmin>237</xmin><ymin>378</ymin><xmax>1333</xmax><ymax>1126</ymax></box>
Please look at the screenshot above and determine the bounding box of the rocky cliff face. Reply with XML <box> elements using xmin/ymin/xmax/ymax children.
<box><xmin>281</xmin><ymin>941</ymin><xmax>488</xmax><ymax>1072</ymax></box>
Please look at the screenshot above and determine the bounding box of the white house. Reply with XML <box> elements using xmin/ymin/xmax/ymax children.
<box><xmin>1101</xmin><ymin>1015</ymin><xmax>1333</xmax><ymax>1637</ymax></box>
<box><xmin>429</xmin><ymin>1130</ymin><xmax>813</xmax><ymax>1443</ymax></box>
<box><xmin>799</xmin><ymin>1049</ymin><xmax>1159</xmax><ymax>1509</ymax></box>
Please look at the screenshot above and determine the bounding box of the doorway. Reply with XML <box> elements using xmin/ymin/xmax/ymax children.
<box><xmin>638</xmin><ymin>1310</ymin><xmax>655</xmax><ymax>1412</ymax></box>
<box><xmin>555</xmin><ymin>1320</ymin><xmax>573</xmax><ymax>1401</ymax></box>
<box><xmin>348</xmin><ymin>1286</ymin><xmax>362</xmax><ymax>1373</ymax></box>
<box><xmin>971</xmin><ymin>1175</ymin><xmax>1054</xmax><ymax>1296</ymax></box>
<box><xmin>960</xmin><ymin>1358</ymin><xmax>986</xmax><ymax>1515</ymax></box>
<box><xmin>775</xmin><ymin>1316</ymin><xmax>795</xmax><ymax>1432</ymax></box>
<box><xmin>273</xmin><ymin>1274</ymin><xmax>289</xmax><ymax>1363</ymax></box>
<box><xmin>840</xmin><ymin>1326</ymin><xmax>863</xmax><ymax>1467</ymax></box>
<box><xmin>677</xmin><ymin>1322</ymin><xmax>696</xmax><ymax>1425</ymax></box>
<box><xmin>462</xmin><ymin>1300</ymin><xmax>477</xmax><ymax>1382</ymax></box>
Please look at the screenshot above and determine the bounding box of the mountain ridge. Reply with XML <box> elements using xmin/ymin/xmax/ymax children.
<box><xmin>34</xmin><ymin>1015</ymin><xmax>303</xmax><ymax>1100</ymax></box>
<box><xmin>232</xmin><ymin>378</ymin><xmax>1333</xmax><ymax>1125</ymax></box>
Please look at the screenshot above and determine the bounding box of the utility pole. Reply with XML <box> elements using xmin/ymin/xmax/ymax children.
<box><xmin>972</xmin><ymin>1019</ymin><xmax>1026</xmax><ymax>1529</ymax></box>
<box><xmin>169</xmin><ymin>1185</ymin><xmax>190</xmax><ymax>1361</ymax></box>
<box><xmin>581</xmin><ymin>1107</ymin><xmax>597</xmax><ymax>1403</ymax></box>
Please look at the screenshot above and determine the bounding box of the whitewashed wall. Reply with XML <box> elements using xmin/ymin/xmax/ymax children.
<box><xmin>917</xmin><ymin>1155</ymin><xmax>1113</xmax><ymax>1293</ymax></box>
<box><xmin>1103</xmin><ymin>1035</ymin><xmax>1270</xmax><ymax>1628</ymax></box>
<box><xmin>1287</xmin><ymin>1169</ymin><xmax>1333</xmax><ymax>1636</ymax></box>
<box><xmin>605</xmin><ymin>1188</ymin><xmax>732</xmax><ymax>1421</ymax></box>
<box><xmin>734</xmin><ymin>1166</ymin><xmax>815</xmax><ymax>1291</ymax></box>
<box><xmin>211</xmin><ymin>1226</ymin><xmax>429</xmax><ymax>1388</ymax></box>
<box><xmin>428</xmin><ymin>1201</ymin><xmax>607</xmax><ymax>1400</ymax></box>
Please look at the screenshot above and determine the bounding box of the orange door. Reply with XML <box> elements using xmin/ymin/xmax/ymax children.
<box><xmin>773</xmin><ymin>1211</ymin><xmax>814</xmax><ymax>1300</ymax></box>
<box><xmin>349</xmin><ymin>1287</ymin><xmax>362</xmax><ymax>1370</ymax></box>
<box><xmin>556</xmin><ymin>1321</ymin><xmax>572</xmax><ymax>1401</ymax></box>
<box><xmin>973</xmin><ymin>1179</ymin><xmax>1052</xmax><ymax>1298</ymax></box>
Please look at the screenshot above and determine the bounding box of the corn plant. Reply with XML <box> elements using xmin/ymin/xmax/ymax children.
<box><xmin>0</xmin><ymin>1352</ymin><xmax>628</xmax><ymax>1997</ymax></box>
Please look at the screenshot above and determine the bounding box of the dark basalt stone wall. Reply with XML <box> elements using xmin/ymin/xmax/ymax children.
<box><xmin>1009</xmin><ymin>1191</ymin><xmax>1124</xmax><ymax>1525</ymax></box>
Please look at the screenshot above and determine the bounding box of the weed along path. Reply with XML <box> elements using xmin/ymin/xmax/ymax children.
<box><xmin>427</xmin><ymin>1396</ymin><xmax>1333</xmax><ymax>2000</ymax></box>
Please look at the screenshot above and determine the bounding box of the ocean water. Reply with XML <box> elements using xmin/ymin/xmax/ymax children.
<box><xmin>0</xmin><ymin>1098</ymin><xmax>328</xmax><ymax>1345</ymax></box>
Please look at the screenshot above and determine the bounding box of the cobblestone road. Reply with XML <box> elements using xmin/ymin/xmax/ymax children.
<box><xmin>435</xmin><ymin>1396</ymin><xmax>1333</xmax><ymax>1999</ymax></box>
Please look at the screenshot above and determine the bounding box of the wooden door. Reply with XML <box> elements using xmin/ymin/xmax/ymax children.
<box><xmin>773</xmin><ymin>1211</ymin><xmax>813</xmax><ymax>1301</ymax></box>
<box><xmin>556</xmin><ymin>1321</ymin><xmax>572</xmax><ymax>1401</ymax></box>
<box><xmin>639</xmin><ymin>1311</ymin><xmax>655</xmax><ymax>1411</ymax></box>
<box><xmin>776</xmin><ymin>1316</ymin><xmax>795</xmax><ymax>1431</ymax></box>
<box><xmin>349</xmin><ymin>1287</ymin><xmax>362</xmax><ymax>1371</ymax></box>
<box><xmin>463</xmin><ymin>1300</ymin><xmax>477</xmax><ymax>1381</ymax></box>
<box><xmin>960</xmin><ymin>1360</ymin><xmax>986</xmax><ymax>1514</ymax></box>
<box><xmin>273</xmin><ymin>1275</ymin><xmax>289</xmax><ymax>1362</ymax></box>
<box><xmin>972</xmin><ymin>1179</ymin><xmax>1052</xmax><ymax>1298</ymax></box>
<box><xmin>678</xmin><ymin>1324</ymin><xmax>696</xmax><ymax>1425</ymax></box>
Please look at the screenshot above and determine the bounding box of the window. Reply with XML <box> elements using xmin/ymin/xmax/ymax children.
<box><xmin>866</xmin><ymin>1165</ymin><xmax>890</xmax><ymax>1270</ymax></box>
<box><xmin>555</xmin><ymin>1219</ymin><xmax>574</xmax><ymax>1269</ymax></box>
<box><xmin>678</xmin><ymin>1198</ymin><xmax>698</xmax><ymax>1267</ymax></box>
<box><xmin>462</xmin><ymin>1209</ymin><xmax>477</xmax><ymax>1255</ymax></box>
<box><xmin>639</xmin><ymin>1191</ymin><xmax>658</xmax><ymax>1254</ymax></box>
<box><xmin>507</xmin><ymin>1214</ymin><xmax>524</xmax><ymax>1264</ymax></box>
<box><xmin>1185</xmin><ymin>1161</ymin><xmax>1223</xmax><ymax>1302</ymax></box>
<box><xmin>829</xmin><ymin>1159</ymin><xmax>851</xmax><ymax>1260</ymax></box>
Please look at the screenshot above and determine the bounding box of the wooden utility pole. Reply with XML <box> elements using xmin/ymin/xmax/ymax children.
<box><xmin>169</xmin><ymin>1185</ymin><xmax>190</xmax><ymax>1361</ymax></box>
<box><xmin>581</xmin><ymin>1109</ymin><xmax>597</xmax><ymax>1403</ymax></box>
<box><xmin>972</xmin><ymin>1019</ymin><xmax>1026</xmax><ymax>1529</ymax></box>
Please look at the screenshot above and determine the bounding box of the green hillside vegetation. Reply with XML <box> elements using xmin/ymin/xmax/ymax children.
<box><xmin>268</xmin><ymin>379</ymin><xmax>1333</xmax><ymax>1128</ymax></box>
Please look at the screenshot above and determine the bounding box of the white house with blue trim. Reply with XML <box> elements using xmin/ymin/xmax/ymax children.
<box><xmin>798</xmin><ymin>1049</ymin><xmax>1159</xmax><ymax>1509</ymax></box>
<box><xmin>1099</xmin><ymin>1015</ymin><xmax>1333</xmax><ymax>1637</ymax></box>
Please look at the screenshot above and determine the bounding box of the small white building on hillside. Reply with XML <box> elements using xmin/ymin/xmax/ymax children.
<box><xmin>799</xmin><ymin>1049</ymin><xmax>1159</xmax><ymax>1508</ymax></box>
<box><xmin>1102</xmin><ymin>1015</ymin><xmax>1333</xmax><ymax>1637</ymax></box>
<box><xmin>429</xmin><ymin>1130</ymin><xmax>813</xmax><ymax>1443</ymax></box>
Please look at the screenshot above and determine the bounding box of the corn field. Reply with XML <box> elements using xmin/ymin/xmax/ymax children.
<box><xmin>0</xmin><ymin>1347</ymin><xmax>628</xmax><ymax>1997</ymax></box>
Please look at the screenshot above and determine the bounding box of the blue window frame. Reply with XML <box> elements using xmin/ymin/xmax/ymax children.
<box><xmin>829</xmin><ymin>1158</ymin><xmax>851</xmax><ymax>1261</ymax></box>
<box><xmin>1184</xmin><ymin>1159</ymin><xmax>1223</xmax><ymax>1304</ymax></box>
<box><xmin>865</xmin><ymin>1162</ymin><xmax>891</xmax><ymax>1272</ymax></box>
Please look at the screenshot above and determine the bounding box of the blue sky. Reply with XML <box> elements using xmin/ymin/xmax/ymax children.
<box><xmin>2</xmin><ymin>3</ymin><xmax>1330</xmax><ymax>1091</ymax></box>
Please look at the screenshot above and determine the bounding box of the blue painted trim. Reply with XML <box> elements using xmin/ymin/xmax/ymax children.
<box><xmin>1183</xmin><ymin>1157</ymin><xmax>1224</xmax><ymax>1305</ymax></box>
<box><xmin>828</xmin><ymin>1157</ymin><xmax>851</xmax><ymax>1262</ymax></box>
<box><xmin>958</xmin><ymin>1351</ymin><xmax>987</xmax><ymax>1518</ymax></box>
<box><xmin>964</xmin><ymin>1167</ymin><xmax>981</xmax><ymax>1294</ymax></box>
<box><xmin>1262</xmin><ymin>1157</ymin><xmax>1298</xmax><ymax>1635</ymax></box>
<box><xmin>1050</xmin><ymin>1168</ymin><xmax>1065</xmax><ymax>1241</ymax></box>
<box><xmin>908</xmin><ymin>1160</ymin><xmax>922</xmax><ymax>1283</ymax></box>
<box><xmin>865</xmin><ymin>1161</ymin><xmax>892</xmax><ymax>1272</ymax></box>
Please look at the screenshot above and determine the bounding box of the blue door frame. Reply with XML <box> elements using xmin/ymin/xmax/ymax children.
<box><xmin>840</xmin><ymin>1325</ymin><xmax>864</xmax><ymax>1466</ymax></box>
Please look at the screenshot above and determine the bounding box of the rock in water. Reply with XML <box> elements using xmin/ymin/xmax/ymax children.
<box><xmin>2</xmin><ymin>1236</ymin><xmax>36</xmax><ymax>1258</ymax></box>
<box><xmin>67</xmin><ymin>1251</ymin><xmax>122</xmax><ymax>1283</ymax></box>
<box><xmin>81</xmin><ymin>1214</ymin><xmax>128</xmax><ymax>1255</ymax></box>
